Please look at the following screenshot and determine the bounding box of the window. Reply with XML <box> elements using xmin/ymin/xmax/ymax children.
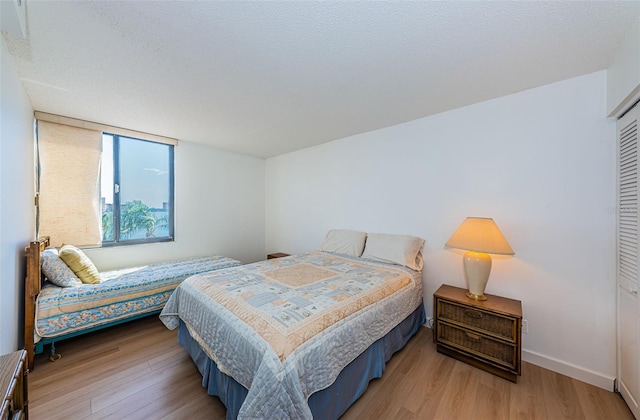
<box><xmin>35</xmin><ymin>112</ymin><xmax>178</xmax><ymax>248</ymax></box>
<box><xmin>101</xmin><ymin>134</ymin><xmax>174</xmax><ymax>245</ymax></box>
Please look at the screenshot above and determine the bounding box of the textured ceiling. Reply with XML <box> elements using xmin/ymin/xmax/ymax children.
<box><xmin>3</xmin><ymin>1</ymin><xmax>640</xmax><ymax>158</ymax></box>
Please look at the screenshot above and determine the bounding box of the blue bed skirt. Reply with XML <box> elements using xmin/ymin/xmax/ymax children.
<box><xmin>178</xmin><ymin>303</ymin><xmax>426</xmax><ymax>419</ymax></box>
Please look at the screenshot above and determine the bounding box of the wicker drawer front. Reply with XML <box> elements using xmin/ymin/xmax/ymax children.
<box><xmin>438</xmin><ymin>300</ymin><xmax>516</xmax><ymax>341</ymax></box>
<box><xmin>437</xmin><ymin>322</ymin><xmax>517</xmax><ymax>370</ymax></box>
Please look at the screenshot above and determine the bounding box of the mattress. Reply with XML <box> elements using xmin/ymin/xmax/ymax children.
<box><xmin>160</xmin><ymin>251</ymin><xmax>423</xmax><ymax>419</ymax></box>
<box><xmin>36</xmin><ymin>255</ymin><xmax>242</xmax><ymax>339</ymax></box>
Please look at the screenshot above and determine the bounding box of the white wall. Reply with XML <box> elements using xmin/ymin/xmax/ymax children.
<box><xmin>85</xmin><ymin>141</ymin><xmax>265</xmax><ymax>270</ymax></box>
<box><xmin>266</xmin><ymin>71</ymin><xmax>617</xmax><ymax>389</ymax></box>
<box><xmin>0</xmin><ymin>38</ymin><xmax>36</xmax><ymax>353</ymax></box>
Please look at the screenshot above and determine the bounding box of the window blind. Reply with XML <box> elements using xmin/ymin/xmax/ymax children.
<box><xmin>37</xmin><ymin>120</ymin><xmax>102</xmax><ymax>247</ymax></box>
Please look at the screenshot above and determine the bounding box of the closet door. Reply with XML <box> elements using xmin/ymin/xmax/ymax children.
<box><xmin>618</xmin><ymin>104</ymin><xmax>640</xmax><ymax>419</ymax></box>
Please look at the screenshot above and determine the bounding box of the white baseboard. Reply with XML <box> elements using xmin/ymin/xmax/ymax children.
<box><xmin>522</xmin><ymin>349</ymin><xmax>616</xmax><ymax>391</ymax></box>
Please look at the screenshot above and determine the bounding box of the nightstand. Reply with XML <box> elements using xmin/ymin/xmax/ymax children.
<box><xmin>0</xmin><ymin>350</ymin><xmax>28</xmax><ymax>420</ymax></box>
<box><xmin>267</xmin><ymin>253</ymin><xmax>290</xmax><ymax>259</ymax></box>
<box><xmin>434</xmin><ymin>284</ymin><xmax>522</xmax><ymax>382</ymax></box>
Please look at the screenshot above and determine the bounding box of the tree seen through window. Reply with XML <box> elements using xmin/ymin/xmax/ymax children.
<box><xmin>101</xmin><ymin>134</ymin><xmax>174</xmax><ymax>244</ymax></box>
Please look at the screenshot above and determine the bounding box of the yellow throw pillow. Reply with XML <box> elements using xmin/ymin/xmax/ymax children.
<box><xmin>59</xmin><ymin>244</ymin><xmax>101</xmax><ymax>284</ymax></box>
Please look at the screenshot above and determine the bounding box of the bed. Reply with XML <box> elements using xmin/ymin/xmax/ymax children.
<box><xmin>24</xmin><ymin>236</ymin><xmax>242</xmax><ymax>370</ymax></box>
<box><xmin>160</xmin><ymin>230</ymin><xmax>426</xmax><ymax>419</ymax></box>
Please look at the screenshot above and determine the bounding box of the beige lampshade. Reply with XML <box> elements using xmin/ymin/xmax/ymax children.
<box><xmin>445</xmin><ymin>217</ymin><xmax>514</xmax><ymax>255</ymax></box>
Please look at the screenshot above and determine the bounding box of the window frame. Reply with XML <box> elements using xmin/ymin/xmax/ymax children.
<box><xmin>101</xmin><ymin>133</ymin><xmax>175</xmax><ymax>247</ymax></box>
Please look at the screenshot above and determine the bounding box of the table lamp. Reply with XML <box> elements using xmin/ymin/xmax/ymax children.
<box><xmin>445</xmin><ymin>217</ymin><xmax>514</xmax><ymax>300</ymax></box>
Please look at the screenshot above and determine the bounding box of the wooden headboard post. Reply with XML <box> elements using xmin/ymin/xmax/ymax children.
<box><xmin>24</xmin><ymin>236</ymin><xmax>50</xmax><ymax>371</ymax></box>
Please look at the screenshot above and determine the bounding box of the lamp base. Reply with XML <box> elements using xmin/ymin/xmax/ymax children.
<box><xmin>462</xmin><ymin>251</ymin><xmax>493</xmax><ymax>301</ymax></box>
<box><xmin>465</xmin><ymin>291</ymin><xmax>488</xmax><ymax>301</ymax></box>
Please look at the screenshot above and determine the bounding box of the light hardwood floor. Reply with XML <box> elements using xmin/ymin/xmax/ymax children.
<box><xmin>28</xmin><ymin>316</ymin><xmax>633</xmax><ymax>420</ymax></box>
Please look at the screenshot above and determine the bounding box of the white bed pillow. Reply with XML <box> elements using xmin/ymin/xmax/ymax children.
<box><xmin>318</xmin><ymin>229</ymin><xmax>367</xmax><ymax>257</ymax></box>
<box><xmin>41</xmin><ymin>248</ymin><xmax>83</xmax><ymax>288</ymax></box>
<box><xmin>361</xmin><ymin>233</ymin><xmax>425</xmax><ymax>271</ymax></box>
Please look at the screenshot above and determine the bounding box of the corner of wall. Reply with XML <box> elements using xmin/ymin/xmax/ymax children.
<box><xmin>607</xmin><ymin>17</ymin><xmax>640</xmax><ymax>117</ymax></box>
<box><xmin>523</xmin><ymin>349</ymin><xmax>616</xmax><ymax>391</ymax></box>
<box><xmin>1</xmin><ymin>36</ymin><xmax>35</xmax><ymax>353</ymax></box>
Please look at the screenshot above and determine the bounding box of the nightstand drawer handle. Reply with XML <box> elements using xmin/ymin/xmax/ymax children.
<box><xmin>465</xmin><ymin>331</ymin><xmax>482</xmax><ymax>342</ymax></box>
<box><xmin>464</xmin><ymin>309</ymin><xmax>483</xmax><ymax>319</ymax></box>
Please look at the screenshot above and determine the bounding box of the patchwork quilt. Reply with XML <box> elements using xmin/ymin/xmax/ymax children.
<box><xmin>160</xmin><ymin>251</ymin><xmax>423</xmax><ymax>419</ymax></box>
